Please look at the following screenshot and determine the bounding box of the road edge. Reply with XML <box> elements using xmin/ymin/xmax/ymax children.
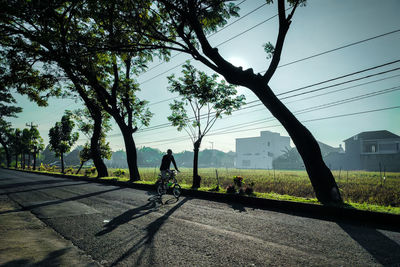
<box><xmin>5</xmin><ymin>168</ymin><xmax>400</xmax><ymax>231</ymax></box>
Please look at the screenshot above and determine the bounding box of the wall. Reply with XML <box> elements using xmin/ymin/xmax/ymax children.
<box><xmin>236</xmin><ymin>131</ymin><xmax>290</xmax><ymax>169</ymax></box>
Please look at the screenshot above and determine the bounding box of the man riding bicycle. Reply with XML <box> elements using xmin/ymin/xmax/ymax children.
<box><xmin>160</xmin><ymin>149</ymin><xmax>180</xmax><ymax>182</ymax></box>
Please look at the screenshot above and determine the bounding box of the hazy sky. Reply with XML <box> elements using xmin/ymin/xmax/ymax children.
<box><xmin>8</xmin><ymin>0</ymin><xmax>400</xmax><ymax>153</ymax></box>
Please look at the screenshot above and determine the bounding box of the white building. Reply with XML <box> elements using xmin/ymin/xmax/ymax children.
<box><xmin>235</xmin><ymin>131</ymin><xmax>291</xmax><ymax>169</ymax></box>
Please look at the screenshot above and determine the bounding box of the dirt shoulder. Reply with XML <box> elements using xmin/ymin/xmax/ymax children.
<box><xmin>0</xmin><ymin>195</ymin><xmax>100</xmax><ymax>266</ymax></box>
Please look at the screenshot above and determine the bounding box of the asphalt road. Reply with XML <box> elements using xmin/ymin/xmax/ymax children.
<box><xmin>1</xmin><ymin>169</ymin><xmax>400</xmax><ymax>266</ymax></box>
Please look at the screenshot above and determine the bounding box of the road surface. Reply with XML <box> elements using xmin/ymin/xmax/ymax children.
<box><xmin>1</xmin><ymin>169</ymin><xmax>399</xmax><ymax>266</ymax></box>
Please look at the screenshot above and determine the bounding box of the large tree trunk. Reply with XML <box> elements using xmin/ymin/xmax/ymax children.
<box><xmin>91</xmin><ymin>112</ymin><xmax>108</xmax><ymax>178</ymax></box>
<box><xmin>76</xmin><ymin>161</ymin><xmax>85</xmax><ymax>175</ymax></box>
<box><xmin>120</xmin><ymin>128</ymin><xmax>140</xmax><ymax>181</ymax></box>
<box><xmin>28</xmin><ymin>152</ymin><xmax>31</xmax><ymax>168</ymax></box>
<box><xmin>21</xmin><ymin>154</ymin><xmax>24</xmax><ymax>169</ymax></box>
<box><xmin>192</xmin><ymin>138</ymin><xmax>202</xmax><ymax>188</ymax></box>
<box><xmin>60</xmin><ymin>152</ymin><xmax>65</xmax><ymax>174</ymax></box>
<box><xmin>0</xmin><ymin>141</ymin><xmax>11</xmax><ymax>167</ymax></box>
<box><xmin>250</xmin><ymin>80</ymin><xmax>342</xmax><ymax>204</ymax></box>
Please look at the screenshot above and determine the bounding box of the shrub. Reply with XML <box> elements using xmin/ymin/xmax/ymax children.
<box><xmin>226</xmin><ymin>184</ymin><xmax>236</xmax><ymax>194</ymax></box>
<box><xmin>84</xmin><ymin>169</ymin><xmax>92</xmax><ymax>177</ymax></box>
<box><xmin>65</xmin><ymin>167</ymin><xmax>74</xmax><ymax>174</ymax></box>
<box><xmin>244</xmin><ymin>186</ymin><xmax>254</xmax><ymax>196</ymax></box>
<box><xmin>90</xmin><ymin>167</ymin><xmax>96</xmax><ymax>174</ymax></box>
<box><xmin>113</xmin><ymin>169</ymin><xmax>126</xmax><ymax>177</ymax></box>
<box><xmin>39</xmin><ymin>163</ymin><xmax>45</xmax><ymax>171</ymax></box>
<box><xmin>238</xmin><ymin>188</ymin><xmax>245</xmax><ymax>195</ymax></box>
<box><xmin>233</xmin><ymin>176</ymin><xmax>243</xmax><ymax>187</ymax></box>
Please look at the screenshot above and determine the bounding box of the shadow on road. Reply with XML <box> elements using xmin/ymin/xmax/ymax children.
<box><xmin>0</xmin><ymin>179</ymin><xmax>72</xmax><ymax>190</ymax></box>
<box><xmin>96</xmin><ymin>199</ymin><xmax>160</xmax><ymax>236</ymax></box>
<box><xmin>18</xmin><ymin>187</ymin><xmax>122</xmax><ymax>212</ymax></box>
<box><xmin>0</xmin><ymin>248</ymin><xmax>71</xmax><ymax>267</ymax></box>
<box><xmin>0</xmin><ymin>181</ymin><xmax>89</xmax><ymax>197</ymax></box>
<box><xmin>110</xmin><ymin>198</ymin><xmax>188</xmax><ymax>266</ymax></box>
<box><xmin>338</xmin><ymin>223</ymin><xmax>400</xmax><ymax>265</ymax></box>
<box><xmin>231</xmin><ymin>202</ymin><xmax>246</xmax><ymax>212</ymax></box>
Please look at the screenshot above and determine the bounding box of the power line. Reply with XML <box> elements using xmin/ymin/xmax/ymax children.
<box><xmin>138</xmin><ymin>10</ymin><xmax>283</xmax><ymax>86</ymax></box>
<box><xmin>142</xmin><ymin>0</ymin><xmax>261</xmax><ymax>78</ymax></box>
<box><xmin>137</xmin><ymin>62</ymin><xmax>400</xmax><ymax>133</ymax></box>
<box><xmin>131</xmin><ymin>85</ymin><xmax>400</xmax><ymax>144</ymax></box>
<box><xmin>136</xmin><ymin>105</ymin><xmax>400</xmax><ymax>146</ymax></box>
<box><xmin>205</xmin><ymin>86</ymin><xmax>400</xmax><ymax>135</ymax></box>
<box><xmin>144</xmin><ymin>28</ymin><xmax>400</xmax><ymax>105</ymax></box>
<box><xmin>276</xmin><ymin>28</ymin><xmax>400</xmax><ymax>69</ymax></box>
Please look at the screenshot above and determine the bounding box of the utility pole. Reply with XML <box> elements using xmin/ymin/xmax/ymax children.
<box><xmin>26</xmin><ymin>122</ymin><xmax>38</xmax><ymax>129</ymax></box>
<box><xmin>209</xmin><ymin>141</ymin><xmax>215</xmax><ymax>167</ymax></box>
<box><xmin>25</xmin><ymin>122</ymin><xmax>38</xmax><ymax>169</ymax></box>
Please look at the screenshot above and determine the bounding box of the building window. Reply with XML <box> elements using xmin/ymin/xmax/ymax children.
<box><xmin>255</xmin><ymin>153</ymin><xmax>260</xmax><ymax>156</ymax></box>
<box><xmin>268</xmin><ymin>152</ymin><xmax>274</xmax><ymax>157</ymax></box>
<box><xmin>363</xmin><ymin>141</ymin><xmax>378</xmax><ymax>153</ymax></box>
<box><xmin>243</xmin><ymin>153</ymin><xmax>252</xmax><ymax>156</ymax></box>
<box><xmin>379</xmin><ymin>143</ymin><xmax>396</xmax><ymax>152</ymax></box>
<box><xmin>242</xmin><ymin>160</ymin><xmax>251</xmax><ymax>166</ymax></box>
<box><xmin>267</xmin><ymin>142</ymin><xmax>270</xmax><ymax>147</ymax></box>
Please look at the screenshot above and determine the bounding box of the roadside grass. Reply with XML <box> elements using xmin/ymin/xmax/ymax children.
<box><xmin>16</xmin><ymin>166</ymin><xmax>400</xmax><ymax>214</ymax></box>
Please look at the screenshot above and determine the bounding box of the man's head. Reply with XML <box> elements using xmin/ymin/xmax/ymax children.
<box><xmin>167</xmin><ymin>149</ymin><xmax>172</xmax><ymax>155</ymax></box>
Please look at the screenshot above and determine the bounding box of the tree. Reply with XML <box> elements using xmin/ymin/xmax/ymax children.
<box><xmin>0</xmin><ymin>1</ymin><xmax>156</xmax><ymax>181</ymax></box>
<box><xmin>29</xmin><ymin>126</ymin><xmax>44</xmax><ymax>170</ymax></box>
<box><xmin>167</xmin><ymin>62</ymin><xmax>245</xmax><ymax>188</ymax></box>
<box><xmin>11</xmin><ymin>128</ymin><xmax>22</xmax><ymax>168</ymax></box>
<box><xmin>67</xmin><ymin>108</ymin><xmax>112</xmax><ymax>177</ymax></box>
<box><xmin>21</xmin><ymin>128</ymin><xmax>32</xmax><ymax>169</ymax></box>
<box><xmin>0</xmin><ymin>120</ymin><xmax>13</xmax><ymax>167</ymax></box>
<box><xmin>116</xmin><ymin>0</ymin><xmax>341</xmax><ymax>204</ymax></box>
<box><xmin>49</xmin><ymin>114</ymin><xmax>79</xmax><ymax>174</ymax></box>
<box><xmin>76</xmin><ymin>143</ymin><xmax>91</xmax><ymax>174</ymax></box>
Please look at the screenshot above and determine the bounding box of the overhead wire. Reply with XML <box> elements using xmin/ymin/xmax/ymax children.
<box><xmin>136</xmin><ymin>105</ymin><xmax>400</xmax><ymax>147</ymax></box>
<box><xmin>135</xmin><ymin>61</ymin><xmax>400</xmax><ymax>134</ymax></box>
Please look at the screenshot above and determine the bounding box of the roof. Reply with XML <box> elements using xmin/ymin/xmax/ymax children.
<box><xmin>344</xmin><ymin>130</ymin><xmax>400</xmax><ymax>142</ymax></box>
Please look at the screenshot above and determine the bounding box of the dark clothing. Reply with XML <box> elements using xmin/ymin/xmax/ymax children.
<box><xmin>160</xmin><ymin>154</ymin><xmax>178</xmax><ymax>171</ymax></box>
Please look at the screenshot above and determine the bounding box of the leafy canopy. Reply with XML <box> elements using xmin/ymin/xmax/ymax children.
<box><xmin>49</xmin><ymin>114</ymin><xmax>79</xmax><ymax>157</ymax></box>
<box><xmin>167</xmin><ymin>61</ymin><xmax>245</xmax><ymax>138</ymax></box>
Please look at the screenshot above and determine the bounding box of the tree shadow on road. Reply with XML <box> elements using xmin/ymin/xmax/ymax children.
<box><xmin>338</xmin><ymin>222</ymin><xmax>400</xmax><ymax>265</ymax></box>
<box><xmin>0</xmin><ymin>248</ymin><xmax>73</xmax><ymax>267</ymax></box>
<box><xmin>0</xmin><ymin>179</ymin><xmax>71</xmax><ymax>189</ymax></box>
<box><xmin>0</xmin><ymin>181</ymin><xmax>89</xmax><ymax>197</ymax></box>
<box><xmin>110</xmin><ymin>198</ymin><xmax>188</xmax><ymax>266</ymax></box>
<box><xmin>19</xmin><ymin>187</ymin><xmax>121</xmax><ymax>211</ymax></box>
<box><xmin>96</xmin><ymin>198</ymin><xmax>161</xmax><ymax>236</ymax></box>
<box><xmin>231</xmin><ymin>202</ymin><xmax>246</xmax><ymax>212</ymax></box>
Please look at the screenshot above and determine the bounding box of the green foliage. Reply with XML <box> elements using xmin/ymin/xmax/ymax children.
<box><xmin>263</xmin><ymin>42</ymin><xmax>275</xmax><ymax>59</ymax></box>
<box><xmin>133</xmin><ymin>168</ymin><xmax>400</xmax><ymax>207</ymax></box>
<box><xmin>233</xmin><ymin>176</ymin><xmax>243</xmax><ymax>187</ymax></box>
<box><xmin>39</xmin><ymin>163</ymin><xmax>46</xmax><ymax>171</ymax></box>
<box><xmin>113</xmin><ymin>169</ymin><xmax>126</xmax><ymax>177</ymax></box>
<box><xmin>167</xmin><ymin>61</ymin><xmax>245</xmax><ymax>146</ymax></box>
<box><xmin>49</xmin><ymin>114</ymin><xmax>79</xmax><ymax>157</ymax></box>
<box><xmin>167</xmin><ymin>62</ymin><xmax>245</xmax><ymax>134</ymax></box>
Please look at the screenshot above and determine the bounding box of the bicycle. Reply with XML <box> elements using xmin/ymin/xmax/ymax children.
<box><xmin>156</xmin><ymin>170</ymin><xmax>182</xmax><ymax>199</ymax></box>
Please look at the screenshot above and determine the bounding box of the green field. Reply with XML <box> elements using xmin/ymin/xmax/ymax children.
<box><xmin>26</xmin><ymin>165</ymin><xmax>400</xmax><ymax>213</ymax></box>
<box><xmin>103</xmin><ymin>167</ymin><xmax>400</xmax><ymax>208</ymax></box>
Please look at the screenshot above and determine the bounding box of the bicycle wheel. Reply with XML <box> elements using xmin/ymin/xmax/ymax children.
<box><xmin>157</xmin><ymin>183</ymin><xmax>166</xmax><ymax>196</ymax></box>
<box><xmin>172</xmin><ymin>184</ymin><xmax>181</xmax><ymax>198</ymax></box>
